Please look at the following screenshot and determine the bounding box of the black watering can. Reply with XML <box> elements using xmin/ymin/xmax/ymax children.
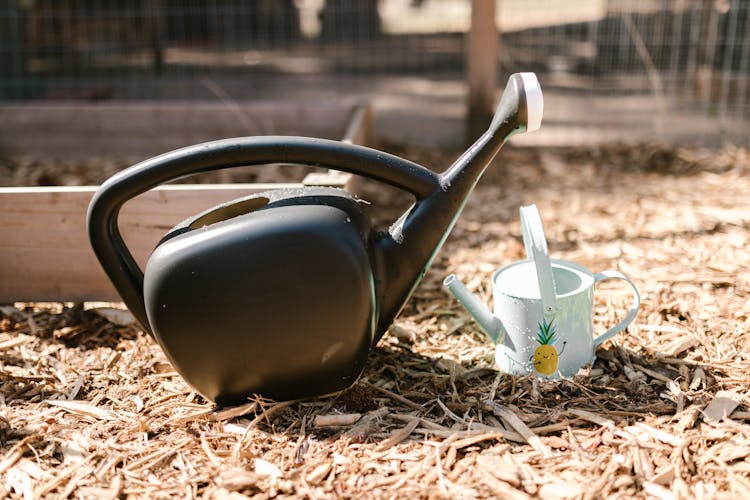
<box><xmin>87</xmin><ymin>73</ymin><xmax>543</xmax><ymax>405</ymax></box>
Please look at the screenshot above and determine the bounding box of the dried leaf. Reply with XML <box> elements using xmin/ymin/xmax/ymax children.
<box><xmin>254</xmin><ymin>458</ymin><xmax>282</xmax><ymax>478</ymax></box>
<box><xmin>90</xmin><ymin>307</ymin><xmax>135</xmax><ymax>326</ymax></box>
<box><xmin>703</xmin><ymin>391</ymin><xmax>742</xmax><ymax>422</ymax></box>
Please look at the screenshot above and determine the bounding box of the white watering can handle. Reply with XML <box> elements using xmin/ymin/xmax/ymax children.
<box><xmin>520</xmin><ymin>204</ymin><xmax>557</xmax><ymax>317</ymax></box>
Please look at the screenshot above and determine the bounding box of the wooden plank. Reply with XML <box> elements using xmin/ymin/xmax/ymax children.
<box><xmin>0</xmin><ymin>184</ymin><xmax>297</xmax><ymax>302</ymax></box>
<box><xmin>466</xmin><ymin>0</ymin><xmax>499</xmax><ymax>144</ymax></box>
<box><xmin>0</xmin><ymin>103</ymin><xmax>372</xmax><ymax>302</ymax></box>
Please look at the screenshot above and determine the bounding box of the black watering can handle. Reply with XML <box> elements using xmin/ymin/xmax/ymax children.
<box><xmin>87</xmin><ymin>136</ymin><xmax>443</xmax><ymax>332</ymax></box>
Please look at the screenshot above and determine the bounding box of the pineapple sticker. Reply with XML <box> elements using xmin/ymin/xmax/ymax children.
<box><xmin>533</xmin><ymin>317</ymin><xmax>566</xmax><ymax>375</ymax></box>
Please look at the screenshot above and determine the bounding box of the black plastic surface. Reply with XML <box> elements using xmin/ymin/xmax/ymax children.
<box><xmin>145</xmin><ymin>201</ymin><xmax>374</xmax><ymax>404</ymax></box>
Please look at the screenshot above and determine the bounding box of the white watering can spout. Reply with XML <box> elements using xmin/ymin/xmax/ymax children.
<box><xmin>443</xmin><ymin>274</ymin><xmax>506</xmax><ymax>345</ymax></box>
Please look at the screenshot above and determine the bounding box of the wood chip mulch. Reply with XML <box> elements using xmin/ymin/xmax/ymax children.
<box><xmin>1</xmin><ymin>142</ymin><xmax>748</xmax><ymax>499</ymax></box>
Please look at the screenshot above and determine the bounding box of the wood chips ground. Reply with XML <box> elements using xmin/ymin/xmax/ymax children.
<box><xmin>0</xmin><ymin>142</ymin><xmax>748</xmax><ymax>499</ymax></box>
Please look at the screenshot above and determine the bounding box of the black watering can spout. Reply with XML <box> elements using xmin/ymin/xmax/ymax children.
<box><xmin>375</xmin><ymin>73</ymin><xmax>543</xmax><ymax>337</ymax></box>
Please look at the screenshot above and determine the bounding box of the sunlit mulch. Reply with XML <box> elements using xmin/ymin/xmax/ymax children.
<box><xmin>1</xmin><ymin>143</ymin><xmax>748</xmax><ymax>499</ymax></box>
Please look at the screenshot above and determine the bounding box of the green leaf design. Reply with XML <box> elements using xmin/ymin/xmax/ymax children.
<box><xmin>536</xmin><ymin>318</ymin><xmax>557</xmax><ymax>345</ymax></box>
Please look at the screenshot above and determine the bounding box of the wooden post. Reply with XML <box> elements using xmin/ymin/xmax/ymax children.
<box><xmin>146</xmin><ymin>0</ymin><xmax>164</xmax><ymax>74</ymax></box>
<box><xmin>466</xmin><ymin>0</ymin><xmax>499</xmax><ymax>144</ymax></box>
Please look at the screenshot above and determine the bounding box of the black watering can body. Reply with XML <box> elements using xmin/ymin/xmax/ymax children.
<box><xmin>87</xmin><ymin>73</ymin><xmax>543</xmax><ymax>405</ymax></box>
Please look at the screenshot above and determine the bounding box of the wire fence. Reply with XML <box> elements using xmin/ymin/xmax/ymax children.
<box><xmin>1</xmin><ymin>0</ymin><xmax>748</xmax><ymax>146</ymax></box>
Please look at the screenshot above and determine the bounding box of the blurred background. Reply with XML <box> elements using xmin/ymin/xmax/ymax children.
<box><xmin>1</xmin><ymin>0</ymin><xmax>748</xmax><ymax>153</ymax></box>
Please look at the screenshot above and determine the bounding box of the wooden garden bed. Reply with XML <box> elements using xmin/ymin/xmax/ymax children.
<box><xmin>0</xmin><ymin>103</ymin><xmax>372</xmax><ymax>302</ymax></box>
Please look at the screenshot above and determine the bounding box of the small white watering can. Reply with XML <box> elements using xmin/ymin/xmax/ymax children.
<box><xmin>444</xmin><ymin>205</ymin><xmax>640</xmax><ymax>378</ymax></box>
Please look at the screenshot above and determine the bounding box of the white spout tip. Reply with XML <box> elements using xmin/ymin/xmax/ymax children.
<box><xmin>520</xmin><ymin>72</ymin><xmax>543</xmax><ymax>133</ymax></box>
<box><xmin>443</xmin><ymin>274</ymin><xmax>456</xmax><ymax>287</ymax></box>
